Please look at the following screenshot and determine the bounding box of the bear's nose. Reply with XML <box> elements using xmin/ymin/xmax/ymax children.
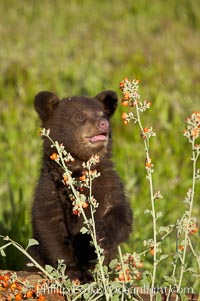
<box><xmin>99</xmin><ymin>119</ymin><xmax>109</xmax><ymax>131</ymax></box>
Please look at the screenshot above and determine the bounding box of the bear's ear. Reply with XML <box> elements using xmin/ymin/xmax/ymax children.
<box><xmin>34</xmin><ymin>91</ymin><xmax>60</xmax><ymax>121</ymax></box>
<box><xmin>95</xmin><ymin>90</ymin><xmax>118</xmax><ymax>117</ymax></box>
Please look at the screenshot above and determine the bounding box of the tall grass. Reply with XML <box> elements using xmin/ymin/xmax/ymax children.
<box><xmin>0</xmin><ymin>0</ymin><xmax>200</xmax><ymax>289</ymax></box>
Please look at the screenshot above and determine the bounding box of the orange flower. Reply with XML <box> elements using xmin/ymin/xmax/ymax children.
<box><xmin>37</xmin><ymin>295</ymin><xmax>46</xmax><ymax>301</ymax></box>
<box><xmin>118</xmin><ymin>272</ymin><xmax>125</xmax><ymax>281</ymax></box>
<box><xmin>145</xmin><ymin>158</ymin><xmax>152</xmax><ymax>168</ymax></box>
<box><xmin>191</xmin><ymin>128</ymin><xmax>199</xmax><ymax>138</ymax></box>
<box><xmin>10</xmin><ymin>283</ymin><xmax>17</xmax><ymax>291</ymax></box>
<box><xmin>62</xmin><ymin>175</ymin><xmax>68</xmax><ymax>185</ymax></box>
<box><xmin>135</xmin><ymin>272</ymin><xmax>141</xmax><ymax>280</ymax></box>
<box><xmin>178</xmin><ymin>245</ymin><xmax>184</xmax><ymax>251</ymax></box>
<box><xmin>2</xmin><ymin>281</ymin><xmax>9</xmax><ymax>288</ymax></box>
<box><xmin>119</xmin><ymin>81</ymin><xmax>125</xmax><ymax>89</ymax></box>
<box><xmin>118</xmin><ymin>272</ymin><xmax>131</xmax><ymax>282</ymax></box>
<box><xmin>123</xmin><ymin>92</ymin><xmax>130</xmax><ymax>100</ymax></box>
<box><xmin>136</xmin><ymin>262</ymin><xmax>143</xmax><ymax>269</ymax></box>
<box><xmin>123</xmin><ymin>120</ymin><xmax>128</xmax><ymax>125</ymax></box>
<box><xmin>81</xmin><ymin>202</ymin><xmax>88</xmax><ymax>208</ymax></box>
<box><xmin>127</xmin><ymin>255</ymin><xmax>134</xmax><ymax>261</ymax></box>
<box><xmin>34</xmin><ymin>283</ymin><xmax>41</xmax><ymax>291</ymax></box>
<box><xmin>15</xmin><ymin>293</ymin><xmax>22</xmax><ymax>301</ymax></box>
<box><xmin>121</xmin><ymin>112</ymin><xmax>128</xmax><ymax>120</ymax></box>
<box><xmin>76</xmin><ymin>201</ymin><xmax>89</xmax><ymax>209</ymax></box>
<box><xmin>72</xmin><ymin>201</ymin><xmax>89</xmax><ymax>215</ymax></box>
<box><xmin>121</xmin><ymin>100</ymin><xmax>129</xmax><ymax>106</ymax></box>
<box><xmin>26</xmin><ymin>290</ymin><xmax>34</xmax><ymax>298</ymax></box>
<box><xmin>79</xmin><ymin>174</ymin><xmax>86</xmax><ymax>181</ymax></box>
<box><xmin>16</xmin><ymin>284</ymin><xmax>22</xmax><ymax>291</ymax></box>
<box><xmin>2</xmin><ymin>274</ymin><xmax>10</xmax><ymax>282</ymax></box>
<box><xmin>50</xmin><ymin>153</ymin><xmax>59</xmax><ymax>160</ymax></box>
<box><xmin>143</xmin><ymin>127</ymin><xmax>149</xmax><ymax>133</ymax></box>
<box><xmin>150</xmin><ymin>248</ymin><xmax>155</xmax><ymax>256</ymax></box>
<box><xmin>189</xmin><ymin>227</ymin><xmax>198</xmax><ymax>234</ymax></box>
<box><xmin>115</xmin><ymin>264</ymin><xmax>122</xmax><ymax>272</ymax></box>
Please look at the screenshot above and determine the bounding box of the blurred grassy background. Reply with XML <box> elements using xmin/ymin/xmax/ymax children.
<box><xmin>0</xmin><ymin>0</ymin><xmax>200</xmax><ymax>289</ymax></box>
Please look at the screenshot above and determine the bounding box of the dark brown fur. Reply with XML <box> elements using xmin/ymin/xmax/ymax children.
<box><xmin>30</xmin><ymin>90</ymin><xmax>133</xmax><ymax>282</ymax></box>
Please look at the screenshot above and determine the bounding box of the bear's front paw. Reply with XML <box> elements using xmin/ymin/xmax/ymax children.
<box><xmin>66</xmin><ymin>267</ymin><xmax>93</xmax><ymax>284</ymax></box>
<box><xmin>95</xmin><ymin>221</ymin><xmax>115</xmax><ymax>251</ymax></box>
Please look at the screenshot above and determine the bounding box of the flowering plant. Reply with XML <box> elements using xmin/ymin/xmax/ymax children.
<box><xmin>120</xmin><ymin>78</ymin><xmax>200</xmax><ymax>301</ymax></box>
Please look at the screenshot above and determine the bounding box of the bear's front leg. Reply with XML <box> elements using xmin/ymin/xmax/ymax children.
<box><xmin>95</xmin><ymin>204</ymin><xmax>132</xmax><ymax>260</ymax></box>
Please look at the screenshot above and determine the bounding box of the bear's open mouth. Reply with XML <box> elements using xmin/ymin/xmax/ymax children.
<box><xmin>86</xmin><ymin>133</ymin><xmax>108</xmax><ymax>143</ymax></box>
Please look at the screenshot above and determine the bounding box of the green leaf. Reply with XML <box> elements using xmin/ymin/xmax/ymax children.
<box><xmin>156</xmin><ymin>211</ymin><xmax>162</xmax><ymax>219</ymax></box>
<box><xmin>45</xmin><ymin>264</ymin><xmax>54</xmax><ymax>274</ymax></box>
<box><xmin>179</xmin><ymin>292</ymin><xmax>188</xmax><ymax>301</ymax></box>
<box><xmin>159</xmin><ymin>254</ymin><xmax>168</xmax><ymax>262</ymax></box>
<box><xmin>103</xmin><ymin>265</ymin><xmax>108</xmax><ymax>273</ymax></box>
<box><xmin>186</xmin><ymin>267</ymin><xmax>197</xmax><ymax>273</ymax></box>
<box><xmin>80</xmin><ymin>226</ymin><xmax>89</xmax><ymax>234</ymax></box>
<box><xmin>83</xmin><ymin>293</ymin><xmax>91</xmax><ymax>299</ymax></box>
<box><xmin>26</xmin><ymin>238</ymin><xmax>39</xmax><ymax>250</ymax></box>
<box><xmin>111</xmin><ymin>294</ymin><xmax>120</xmax><ymax>301</ymax></box>
<box><xmin>0</xmin><ymin>249</ymin><xmax>6</xmax><ymax>257</ymax></box>
<box><xmin>155</xmin><ymin>292</ymin><xmax>162</xmax><ymax>301</ymax></box>
<box><xmin>80</xmin><ymin>194</ymin><xmax>86</xmax><ymax>202</ymax></box>
<box><xmin>162</xmin><ymin>275</ymin><xmax>176</xmax><ymax>285</ymax></box>
<box><xmin>109</xmin><ymin>259</ymin><xmax>119</xmax><ymax>269</ymax></box>
<box><xmin>157</xmin><ymin>226</ymin><xmax>169</xmax><ymax>233</ymax></box>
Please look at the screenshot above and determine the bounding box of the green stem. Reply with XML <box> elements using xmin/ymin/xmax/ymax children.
<box><xmin>166</xmin><ymin>256</ymin><xmax>178</xmax><ymax>301</ymax></box>
<box><xmin>118</xmin><ymin>245</ymin><xmax>132</xmax><ymax>301</ymax></box>
<box><xmin>0</xmin><ymin>236</ymin><xmax>54</xmax><ymax>280</ymax></box>
<box><xmin>187</xmin><ymin>237</ymin><xmax>200</xmax><ymax>297</ymax></box>
<box><xmin>88</xmin><ymin>293</ymin><xmax>104</xmax><ymax>301</ymax></box>
<box><xmin>87</xmin><ymin>166</ymin><xmax>109</xmax><ymax>300</ymax></box>
<box><xmin>135</xmin><ymin>105</ymin><xmax>157</xmax><ymax>300</ymax></box>
<box><xmin>188</xmin><ymin>236</ymin><xmax>200</xmax><ymax>274</ymax></box>
<box><xmin>71</xmin><ymin>282</ymin><xmax>96</xmax><ymax>301</ymax></box>
<box><xmin>0</xmin><ymin>241</ymin><xmax>12</xmax><ymax>250</ymax></box>
<box><xmin>176</xmin><ymin>140</ymin><xmax>198</xmax><ymax>299</ymax></box>
<box><xmin>118</xmin><ymin>245</ymin><xmax>128</xmax><ymax>283</ymax></box>
<box><xmin>88</xmin><ymin>210</ymin><xmax>109</xmax><ymax>299</ymax></box>
<box><xmin>88</xmin><ymin>165</ymin><xmax>98</xmax><ymax>255</ymax></box>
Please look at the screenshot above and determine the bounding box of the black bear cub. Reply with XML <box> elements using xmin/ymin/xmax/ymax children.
<box><xmin>31</xmin><ymin>90</ymin><xmax>132</xmax><ymax>282</ymax></box>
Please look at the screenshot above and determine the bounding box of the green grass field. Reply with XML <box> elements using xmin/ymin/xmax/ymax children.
<box><xmin>0</xmin><ymin>0</ymin><xmax>200</xmax><ymax>290</ymax></box>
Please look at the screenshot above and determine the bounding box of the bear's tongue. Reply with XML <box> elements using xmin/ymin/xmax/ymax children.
<box><xmin>90</xmin><ymin>134</ymin><xmax>107</xmax><ymax>143</ymax></box>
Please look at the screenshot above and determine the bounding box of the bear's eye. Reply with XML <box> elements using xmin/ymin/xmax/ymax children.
<box><xmin>77</xmin><ymin>114</ymin><xmax>85</xmax><ymax>122</ymax></box>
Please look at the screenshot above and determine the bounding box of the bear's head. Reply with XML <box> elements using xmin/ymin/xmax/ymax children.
<box><xmin>34</xmin><ymin>90</ymin><xmax>118</xmax><ymax>161</ymax></box>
